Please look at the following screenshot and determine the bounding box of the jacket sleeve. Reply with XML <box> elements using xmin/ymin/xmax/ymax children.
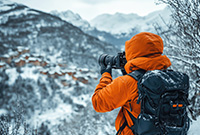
<box><xmin>92</xmin><ymin>72</ymin><xmax>130</xmax><ymax>112</ymax></box>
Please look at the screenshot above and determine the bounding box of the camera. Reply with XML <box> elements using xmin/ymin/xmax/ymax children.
<box><xmin>98</xmin><ymin>51</ymin><xmax>127</xmax><ymax>69</ymax></box>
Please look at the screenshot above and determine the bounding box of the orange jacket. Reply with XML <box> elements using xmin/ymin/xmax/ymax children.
<box><xmin>92</xmin><ymin>32</ymin><xmax>171</xmax><ymax>135</ymax></box>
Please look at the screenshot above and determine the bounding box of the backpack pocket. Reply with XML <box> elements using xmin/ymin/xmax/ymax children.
<box><xmin>135</xmin><ymin>114</ymin><xmax>160</xmax><ymax>135</ymax></box>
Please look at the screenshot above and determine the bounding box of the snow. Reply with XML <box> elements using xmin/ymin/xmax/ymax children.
<box><xmin>64</xmin><ymin>73</ymin><xmax>72</xmax><ymax>80</ymax></box>
<box><xmin>33</xmin><ymin>103</ymin><xmax>73</xmax><ymax>127</ymax></box>
<box><xmin>0</xmin><ymin>109</ymin><xmax>7</xmax><ymax>115</ymax></box>
<box><xmin>61</xmin><ymin>87</ymin><xmax>75</xmax><ymax>96</ymax></box>
<box><xmin>5</xmin><ymin>68</ymin><xmax>19</xmax><ymax>85</ymax></box>
<box><xmin>2</xmin><ymin>54</ymin><xmax>10</xmax><ymax>58</ymax></box>
<box><xmin>0</xmin><ymin>5</ymin><xmax>13</xmax><ymax>12</ymax></box>
<box><xmin>72</xmin><ymin>94</ymin><xmax>89</xmax><ymax>107</ymax></box>
<box><xmin>45</xmin><ymin>51</ymin><xmax>62</xmax><ymax>64</ymax></box>
<box><xmin>0</xmin><ymin>61</ymin><xmax>5</xmax><ymax>66</ymax></box>
<box><xmin>98</xmin><ymin>130</ymin><xmax>104</xmax><ymax>135</ymax></box>
<box><xmin>189</xmin><ymin>117</ymin><xmax>200</xmax><ymax>135</ymax></box>
<box><xmin>21</xmin><ymin>53</ymin><xmax>30</xmax><ymax>58</ymax></box>
<box><xmin>48</xmin><ymin>66</ymin><xmax>62</xmax><ymax>75</ymax></box>
<box><xmin>17</xmin><ymin>46</ymin><xmax>29</xmax><ymax>52</ymax></box>
<box><xmin>0</xmin><ymin>1</ymin><xmax>39</xmax><ymax>24</ymax></box>
<box><xmin>97</xmin><ymin>35</ymin><xmax>106</xmax><ymax>41</ymax></box>
<box><xmin>1</xmin><ymin>7</ymin><xmax>23</xmax><ymax>17</ymax></box>
<box><xmin>8</xmin><ymin>51</ymin><xmax>18</xmax><ymax>56</ymax></box>
<box><xmin>69</xmin><ymin>65</ymin><xmax>77</xmax><ymax>69</ymax></box>
<box><xmin>14</xmin><ymin>57</ymin><xmax>25</xmax><ymax>63</ymax></box>
<box><xmin>0</xmin><ymin>0</ymin><xmax>16</xmax><ymax>7</ymax></box>
<box><xmin>20</xmin><ymin>66</ymin><xmax>40</xmax><ymax>81</ymax></box>
<box><xmin>28</xmin><ymin>57</ymin><xmax>41</xmax><ymax>62</ymax></box>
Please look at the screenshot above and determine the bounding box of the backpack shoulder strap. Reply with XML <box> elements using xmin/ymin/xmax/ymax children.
<box><xmin>116</xmin><ymin>69</ymin><xmax>146</xmax><ymax>135</ymax></box>
<box><xmin>116</xmin><ymin>120</ymin><xmax>127</xmax><ymax>135</ymax></box>
<box><xmin>127</xmin><ymin>69</ymin><xmax>146</xmax><ymax>81</ymax></box>
<box><xmin>116</xmin><ymin>109</ymin><xmax>137</xmax><ymax>135</ymax></box>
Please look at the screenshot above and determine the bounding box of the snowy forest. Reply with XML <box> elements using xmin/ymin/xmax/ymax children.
<box><xmin>0</xmin><ymin>0</ymin><xmax>200</xmax><ymax>135</ymax></box>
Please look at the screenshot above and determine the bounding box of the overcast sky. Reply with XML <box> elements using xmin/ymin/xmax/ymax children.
<box><xmin>11</xmin><ymin>0</ymin><xmax>166</xmax><ymax>21</ymax></box>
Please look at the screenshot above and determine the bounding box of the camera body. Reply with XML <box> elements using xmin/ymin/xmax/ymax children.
<box><xmin>98</xmin><ymin>52</ymin><xmax>127</xmax><ymax>69</ymax></box>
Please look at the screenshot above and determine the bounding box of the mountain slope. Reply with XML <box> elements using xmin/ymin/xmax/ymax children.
<box><xmin>0</xmin><ymin>1</ymin><xmax>118</xmax><ymax>68</ymax></box>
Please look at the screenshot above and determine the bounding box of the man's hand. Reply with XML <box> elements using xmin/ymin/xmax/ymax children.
<box><xmin>100</xmin><ymin>62</ymin><xmax>112</xmax><ymax>75</ymax></box>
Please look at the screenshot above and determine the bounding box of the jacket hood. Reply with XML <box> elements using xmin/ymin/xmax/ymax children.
<box><xmin>125</xmin><ymin>32</ymin><xmax>164</xmax><ymax>61</ymax></box>
<box><xmin>124</xmin><ymin>32</ymin><xmax>171</xmax><ymax>73</ymax></box>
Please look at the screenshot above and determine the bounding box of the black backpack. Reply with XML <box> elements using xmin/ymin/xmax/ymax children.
<box><xmin>117</xmin><ymin>69</ymin><xmax>190</xmax><ymax>135</ymax></box>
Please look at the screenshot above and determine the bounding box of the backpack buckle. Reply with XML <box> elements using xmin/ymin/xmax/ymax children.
<box><xmin>172</xmin><ymin>104</ymin><xmax>183</xmax><ymax>108</ymax></box>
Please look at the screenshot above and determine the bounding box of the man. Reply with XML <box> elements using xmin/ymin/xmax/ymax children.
<box><xmin>92</xmin><ymin>32</ymin><xmax>171</xmax><ymax>134</ymax></box>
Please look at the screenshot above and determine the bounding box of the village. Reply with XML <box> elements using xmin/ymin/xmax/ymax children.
<box><xmin>0</xmin><ymin>46</ymin><xmax>98</xmax><ymax>87</ymax></box>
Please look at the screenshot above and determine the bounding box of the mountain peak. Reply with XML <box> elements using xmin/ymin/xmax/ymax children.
<box><xmin>90</xmin><ymin>12</ymin><xmax>143</xmax><ymax>34</ymax></box>
<box><xmin>50</xmin><ymin>10</ymin><xmax>93</xmax><ymax>31</ymax></box>
<box><xmin>51</xmin><ymin>10</ymin><xmax>82</xmax><ymax>20</ymax></box>
<box><xmin>90</xmin><ymin>8</ymin><xmax>171</xmax><ymax>35</ymax></box>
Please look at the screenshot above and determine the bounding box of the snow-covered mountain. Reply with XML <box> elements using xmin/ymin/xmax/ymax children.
<box><xmin>50</xmin><ymin>10</ymin><xmax>127</xmax><ymax>47</ymax></box>
<box><xmin>51</xmin><ymin>8</ymin><xmax>171</xmax><ymax>47</ymax></box>
<box><xmin>90</xmin><ymin>7</ymin><xmax>172</xmax><ymax>35</ymax></box>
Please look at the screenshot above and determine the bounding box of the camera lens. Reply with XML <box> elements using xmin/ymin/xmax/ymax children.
<box><xmin>98</xmin><ymin>54</ymin><xmax>108</xmax><ymax>67</ymax></box>
<box><xmin>98</xmin><ymin>52</ymin><xmax>126</xmax><ymax>69</ymax></box>
<box><xmin>98</xmin><ymin>54</ymin><xmax>115</xmax><ymax>67</ymax></box>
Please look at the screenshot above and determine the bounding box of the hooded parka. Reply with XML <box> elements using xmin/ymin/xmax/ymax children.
<box><xmin>92</xmin><ymin>32</ymin><xmax>171</xmax><ymax>135</ymax></box>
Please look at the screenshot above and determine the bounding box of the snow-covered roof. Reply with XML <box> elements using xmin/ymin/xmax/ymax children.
<box><xmin>0</xmin><ymin>54</ymin><xmax>9</xmax><ymax>58</ymax></box>
<box><xmin>61</xmin><ymin>69</ymin><xmax>75</xmax><ymax>73</ymax></box>
<box><xmin>49</xmin><ymin>70</ymin><xmax>62</xmax><ymax>75</ymax></box>
<box><xmin>14</xmin><ymin>57</ymin><xmax>26</xmax><ymax>63</ymax></box>
<box><xmin>21</xmin><ymin>53</ymin><xmax>30</xmax><ymax>57</ymax></box>
<box><xmin>0</xmin><ymin>61</ymin><xmax>6</xmax><ymax>66</ymax></box>
<box><xmin>78</xmin><ymin>68</ymin><xmax>89</xmax><ymax>72</ymax></box>
<box><xmin>48</xmin><ymin>66</ymin><xmax>63</xmax><ymax>75</ymax></box>
<box><xmin>39</xmin><ymin>68</ymin><xmax>48</xmax><ymax>73</ymax></box>
<box><xmin>69</xmin><ymin>65</ymin><xmax>77</xmax><ymax>69</ymax></box>
<box><xmin>17</xmin><ymin>46</ymin><xmax>29</xmax><ymax>52</ymax></box>
<box><xmin>28</xmin><ymin>57</ymin><xmax>42</xmax><ymax>62</ymax></box>
<box><xmin>8</xmin><ymin>51</ymin><xmax>18</xmax><ymax>56</ymax></box>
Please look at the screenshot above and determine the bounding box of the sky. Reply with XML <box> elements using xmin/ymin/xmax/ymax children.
<box><xmin>11</xmin><ymin>0</ymin><xmax>166</xmax><ymax>21</ymax></box>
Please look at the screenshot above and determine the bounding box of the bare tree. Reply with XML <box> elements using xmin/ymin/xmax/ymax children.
<box><xmin>155</xmin><ymin>0</ymin><xmax>200</xmax><ymax>120</ymax></box>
